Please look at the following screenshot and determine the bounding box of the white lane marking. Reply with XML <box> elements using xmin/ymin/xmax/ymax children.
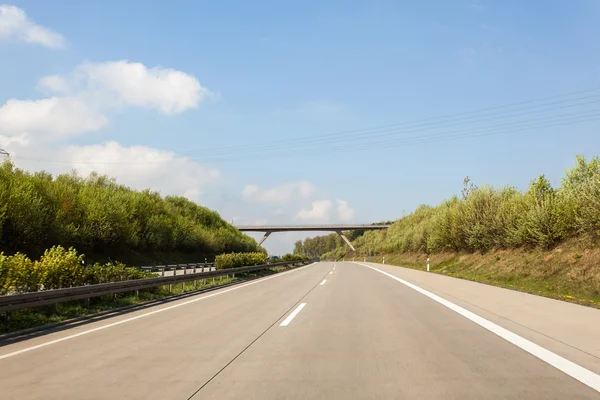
<box><xmin>0</xmin><ymin>263</ymin><xmax>320</xmax><ymax>361</ymax></box>
<box><xmin>279</xmin><ymin>303</ymin><xmax>307</xmax><ymax>327</ymax></box>
<box><xmin>320</xmin><ymin>279</ymin><xmax>327</xmax><ymax>286</ymax></box>
<box><xmin>354</xmin><ymin>262</ymin><xmax>600</xmax><ymax>393</ymax></box>
<box><xmin>329</xmin><ymin>271</ymin><xmax>333</xmax><ymax>275</ymax></box>
<box><xmin>333</xmin><ymin>263</ymin><xmax>336</xmax><ymax>269</ymax></box>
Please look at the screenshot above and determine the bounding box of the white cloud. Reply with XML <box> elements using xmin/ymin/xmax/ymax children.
<box><xmin>0</xmin><ymin>97</ymin><xmax>107</xmax><ymax>142</ymax></box>
<box><xmin>0</xmin><ymin>5</ymin><xmax>65</xmax><ymax>49</ymax></box>
<box><xmin>242</xmin><ymin>181</ymin><xmax>316</xmax><ymax>204</ymax></box>
<box><xmin>337</xmin><ymin>200</ymin><xmax>355</xmax><ymax>221</ymax></box>
<box><xmin>61</xmin><ymin>141</ymin><xmax>221</xmax><ymax>201</ymax></box>
<box><xmin>5</xmin><ymin>141</ymin><xmax>222</xmax><ymax>202</ymax></box>
<box><xmin>0</xmin><ymin>60</ymin><xmax>207</xmax><ymax>143</ymax></box>
<box><xmin>295</xmin><ymin>200</ymin><xmax>333</xmax><ymax>222</ymax></box>
<box><xmin>37</xmin><ymin>75</ymin><xmax>70</xmax><ymax>94</ymax></box>
<box><xmin>73</xmin><ymin>61</ymin><xmax>208</xmax><ymax>115</ymax></box>
<box><xmin>242</xmin><ymin>184</ymin><xmax>259</xmax><ymax>198</ymax></box>
<box><xmin>0</xmin><ymin>133</ymin><xmax>28</xmax><ymax>147</ymax></box>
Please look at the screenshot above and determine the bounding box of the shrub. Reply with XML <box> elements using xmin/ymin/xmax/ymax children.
<box><xmin>214</xmin><ymin>252</ymin><xmax>268</xmax><ymax>269</ymax></box>
<box><xmin>0</xmin><ymin>246</ymin><xmax>153</xmax><ymax>294</ymax></box>
<box><xmin>302</xmin><ymin>154</ymin><xmax>600</xmax><ymax>258</ymax></box>
<box><xmin>280</xmin><ymin>253</ymin><xmax>310</xmax><ymax>262</ymax></box>
<box><xmin>3</xmin><ymin>253</ymin><xmax>40</xmax><ymax>293</ymax></box>
<box><xmin>0</xmin><ymin>253</ymin><xmax>8</xmax><ymax>295</ymax></box>
<box><xmin>84</xmin><ymin>262</ymin><xmax>151</xmax><ymax>284</ymax></box>
<box><xmin>0</xmin><ymin>161</ymin><xmax>260</xmax><ymax>259</ymax></box>
<box><xmin>37</xmin><ymin>246</ymin><xmax>86</xmax><ymax>290</ymax></box>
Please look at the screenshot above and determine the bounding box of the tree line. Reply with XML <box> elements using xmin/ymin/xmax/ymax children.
<box><xmin>313</xmin><ymin>155</ymin><xmax>600</xmax><ymax>258</ymax></box>
<box><xmin>293</xmin><ymin>230</ymin><xmax>365</xmax><ymax>258</ymax></box>
<box><xmin>0</xmin><ymin>162</ymin><xmax>259</xmax><ymax>262</ymax></box>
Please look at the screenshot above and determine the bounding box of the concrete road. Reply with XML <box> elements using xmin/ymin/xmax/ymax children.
<box><xmin>1</xmin><ymin>262</ymin><xmax>599</xmax><ymax>399</ymax></box>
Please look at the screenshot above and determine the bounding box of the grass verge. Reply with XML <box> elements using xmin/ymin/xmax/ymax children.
<box><xmin>337</xmin><ymin>241</ymin><xmax>600</xmax><ymax>308</ymax></box>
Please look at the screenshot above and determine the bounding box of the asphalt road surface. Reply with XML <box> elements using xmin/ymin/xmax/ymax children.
<box><xmin>1</xmin><ymin>262</ymin><xmax>599</xmax><ymax>399</ymax></box>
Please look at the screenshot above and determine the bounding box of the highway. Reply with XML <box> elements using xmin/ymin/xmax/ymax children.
<box><xmin>1</xmin><ymin>262</ymin><xmax>599</xmax><ymax>399</ymax></box>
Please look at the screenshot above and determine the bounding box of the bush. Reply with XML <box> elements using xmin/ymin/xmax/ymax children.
<box><xmin>0</xmin><ymin>161</ymin><xmax>260</xmax><ymax>259</ymax></box>
<box><xmin>305</xmin><ymin>154</ymin><xmax>600</xmax><ymax>258</ymax></box>
<box><xmin>214</xmin><ymin>252</ymin><xmax>268</xmax><ymax>269</ymax></box>
<box><xmin>38</xmin><ymin>246</ymin><xmax>86</xmax><ymax>290</ymax></box>
<box><xmin>84</xmin><ymin>262</ymin><xmax>151</xmax><ymax>285</ymax></box>
<box><xmin>2</xmin><ymin>253</ymin><xmax>40</xmax><ymax>293</ymax></box>
<box><xmin>280</xmin><ymin>253</ymin><xmax>310</xmax><ymax>262</ymax></box>
<box><xmin>0</xmin><ymin>246</ymin><xmax>152</xmax><ymax>294</ymax></box>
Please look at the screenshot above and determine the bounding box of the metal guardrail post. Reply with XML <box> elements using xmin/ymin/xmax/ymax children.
<box><xmin>193</xmin><ymin>264</ymin><xmax>197</xmax><ymax>289</ymax></box>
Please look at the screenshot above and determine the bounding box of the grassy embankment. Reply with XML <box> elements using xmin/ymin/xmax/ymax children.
<box><xmin>338</xmin><ymin>239</ymin><xmax>600</xmax><ymax>308</ymax></box>
<box><xmin>303</xmin><ymin>155</ymin><xmax>600</xmax><ymax>307</ymax></box>
<box><xmin>0</xmin><ymin>161</ymin><xmax>261</xmax><ymax>266</ymax></box>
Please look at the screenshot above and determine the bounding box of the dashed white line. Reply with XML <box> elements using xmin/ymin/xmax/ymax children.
<box><xmin>329</xmin><ymin>271</ymin><xmax>333</xmax><ymax>275</ymax></box>
<box><xmin>0</xmin><ymin>263</ymin><xmax>320</xmax><ymax>360</ymax></box>
<box><xmin>279</xmin><ymin>303</ymin><xmax>307</xmax><ymax>327</ymax></box>
<box><xmin>320</xmin><ymin>279</ymin><xmax>327</xmax><ymax>286</ymax></box>
<box><xmin>354</xmin><ymin>262</ymin><xmax>600</xmax><ymax>394</ymax></box>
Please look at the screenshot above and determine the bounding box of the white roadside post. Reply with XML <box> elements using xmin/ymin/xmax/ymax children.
<box><xmin>427</xmin><ymin>257</ymin><xmax>430</xmax><ymax>272</ymax></box>
<box><xmin>383</xmin><ymin>256</ymin><xmax>385</xmax><ymax>264</ymax></box>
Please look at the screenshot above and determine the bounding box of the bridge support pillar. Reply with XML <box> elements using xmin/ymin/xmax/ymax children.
<box><xmin>258</xmin><ymin>231</ymin><xmax>271</xmax><ymax>246</ymax></box>
<box><xmin>336</xmin><ymin>231</ymin><xmax>356</xmax><ymax>251</ymax></box>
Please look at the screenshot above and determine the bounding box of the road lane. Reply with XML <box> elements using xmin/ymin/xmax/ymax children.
<box><xmin>0</xmin><ymin>262</ymin><xmax>331</xmax><ymax>400</ymax></box>
<box><xmin>358</xmin><ymin>261</ymin><xmax>600</xmax><ymax>375</ymax></box>
<box><xmin>1</xmin><ymin>261</ymin><xmax>599</xmax><ymax>399</ymax></box>
<box><xmin>197</xmin><ymin>262</ymin><xmax>599</xmax><ymax>399</ymax></box>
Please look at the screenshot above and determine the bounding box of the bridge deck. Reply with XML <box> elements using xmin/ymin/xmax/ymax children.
<box><xmin>236</xmin><ymin>224</ymin><xmax>390</xmax><ymax>232</ymax></box>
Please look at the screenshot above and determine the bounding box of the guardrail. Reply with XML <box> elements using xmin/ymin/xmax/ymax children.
<box><xmin>133</xmin><ymin>263</ymin><xmax>215</xmax><ymax>274</ymax></box>
<box><xmin>0</xmin><ymin>260</ymin><xmax>310</xmax><ymax>313</ymax></box>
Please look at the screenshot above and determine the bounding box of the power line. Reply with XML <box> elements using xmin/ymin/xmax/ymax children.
<box><xmin>181</xmin><ymin>97</ymin><xmax>600</xmax><ymax>159</ymax></box>
<box><xmin>192</xmin><ymin>111</ymin><xmax>600</xmax><ymax>162</ymax></box>
<box><xmin>15</xmin><ymin>110</ymin><xmax>600</xmax><ymax>165</ymax></box>
<box><xmin>174</xmin><ymin>92</ymin><xmax>600</xmax><ymax>157</ymax></box>
<box><xmin>11</xmin><ymin>87</ymin><xmax>600</xmax><ymax>165</ymax></box>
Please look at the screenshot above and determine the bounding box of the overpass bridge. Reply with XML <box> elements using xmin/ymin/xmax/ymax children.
<box><xmin>236</xmin><ymin>224</ymin><xmax>391</xmax><ymax>251</ymax></box>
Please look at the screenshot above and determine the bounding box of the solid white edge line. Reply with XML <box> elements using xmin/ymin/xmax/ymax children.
<box><xmin>0</xmin><ymin>262</ymin><xmax>320</xmax><ymax>361</ymax></box>
<box><xmin>320</xmin><ymin>279</ymin><xmax>327</xmax><ymax>286</ymax></box>
<box><xmin>279</xmin><ymin>303</ymin><xmax>307</xmax><ymax>327</ymax></box>
<box><xmin>354</xmin><ymin>262</ymin><xmax>600</xmax><ymax>393</ymax></box>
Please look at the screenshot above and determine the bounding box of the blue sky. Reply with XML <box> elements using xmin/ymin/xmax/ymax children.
<box><xmin>1</xmin><ymin>1</ymin><xmax>600</xmax><ymax>254</ymax></box>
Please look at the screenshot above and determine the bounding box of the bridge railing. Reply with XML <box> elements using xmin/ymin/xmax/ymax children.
<box><xmin>236</xmin><ymin>224</ymin><xmax>390</xmax><ymax>230</ymax></box>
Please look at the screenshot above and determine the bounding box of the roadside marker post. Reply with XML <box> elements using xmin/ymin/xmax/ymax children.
<box><xmin>427</xmin><ymin>257</ymin><xmax>430</xmax><ymax>272</ymax></box>
<box><xmin>383</xmin><ymin>256</ymin><xmax>385</xmax><ymax>264</ymax></box>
